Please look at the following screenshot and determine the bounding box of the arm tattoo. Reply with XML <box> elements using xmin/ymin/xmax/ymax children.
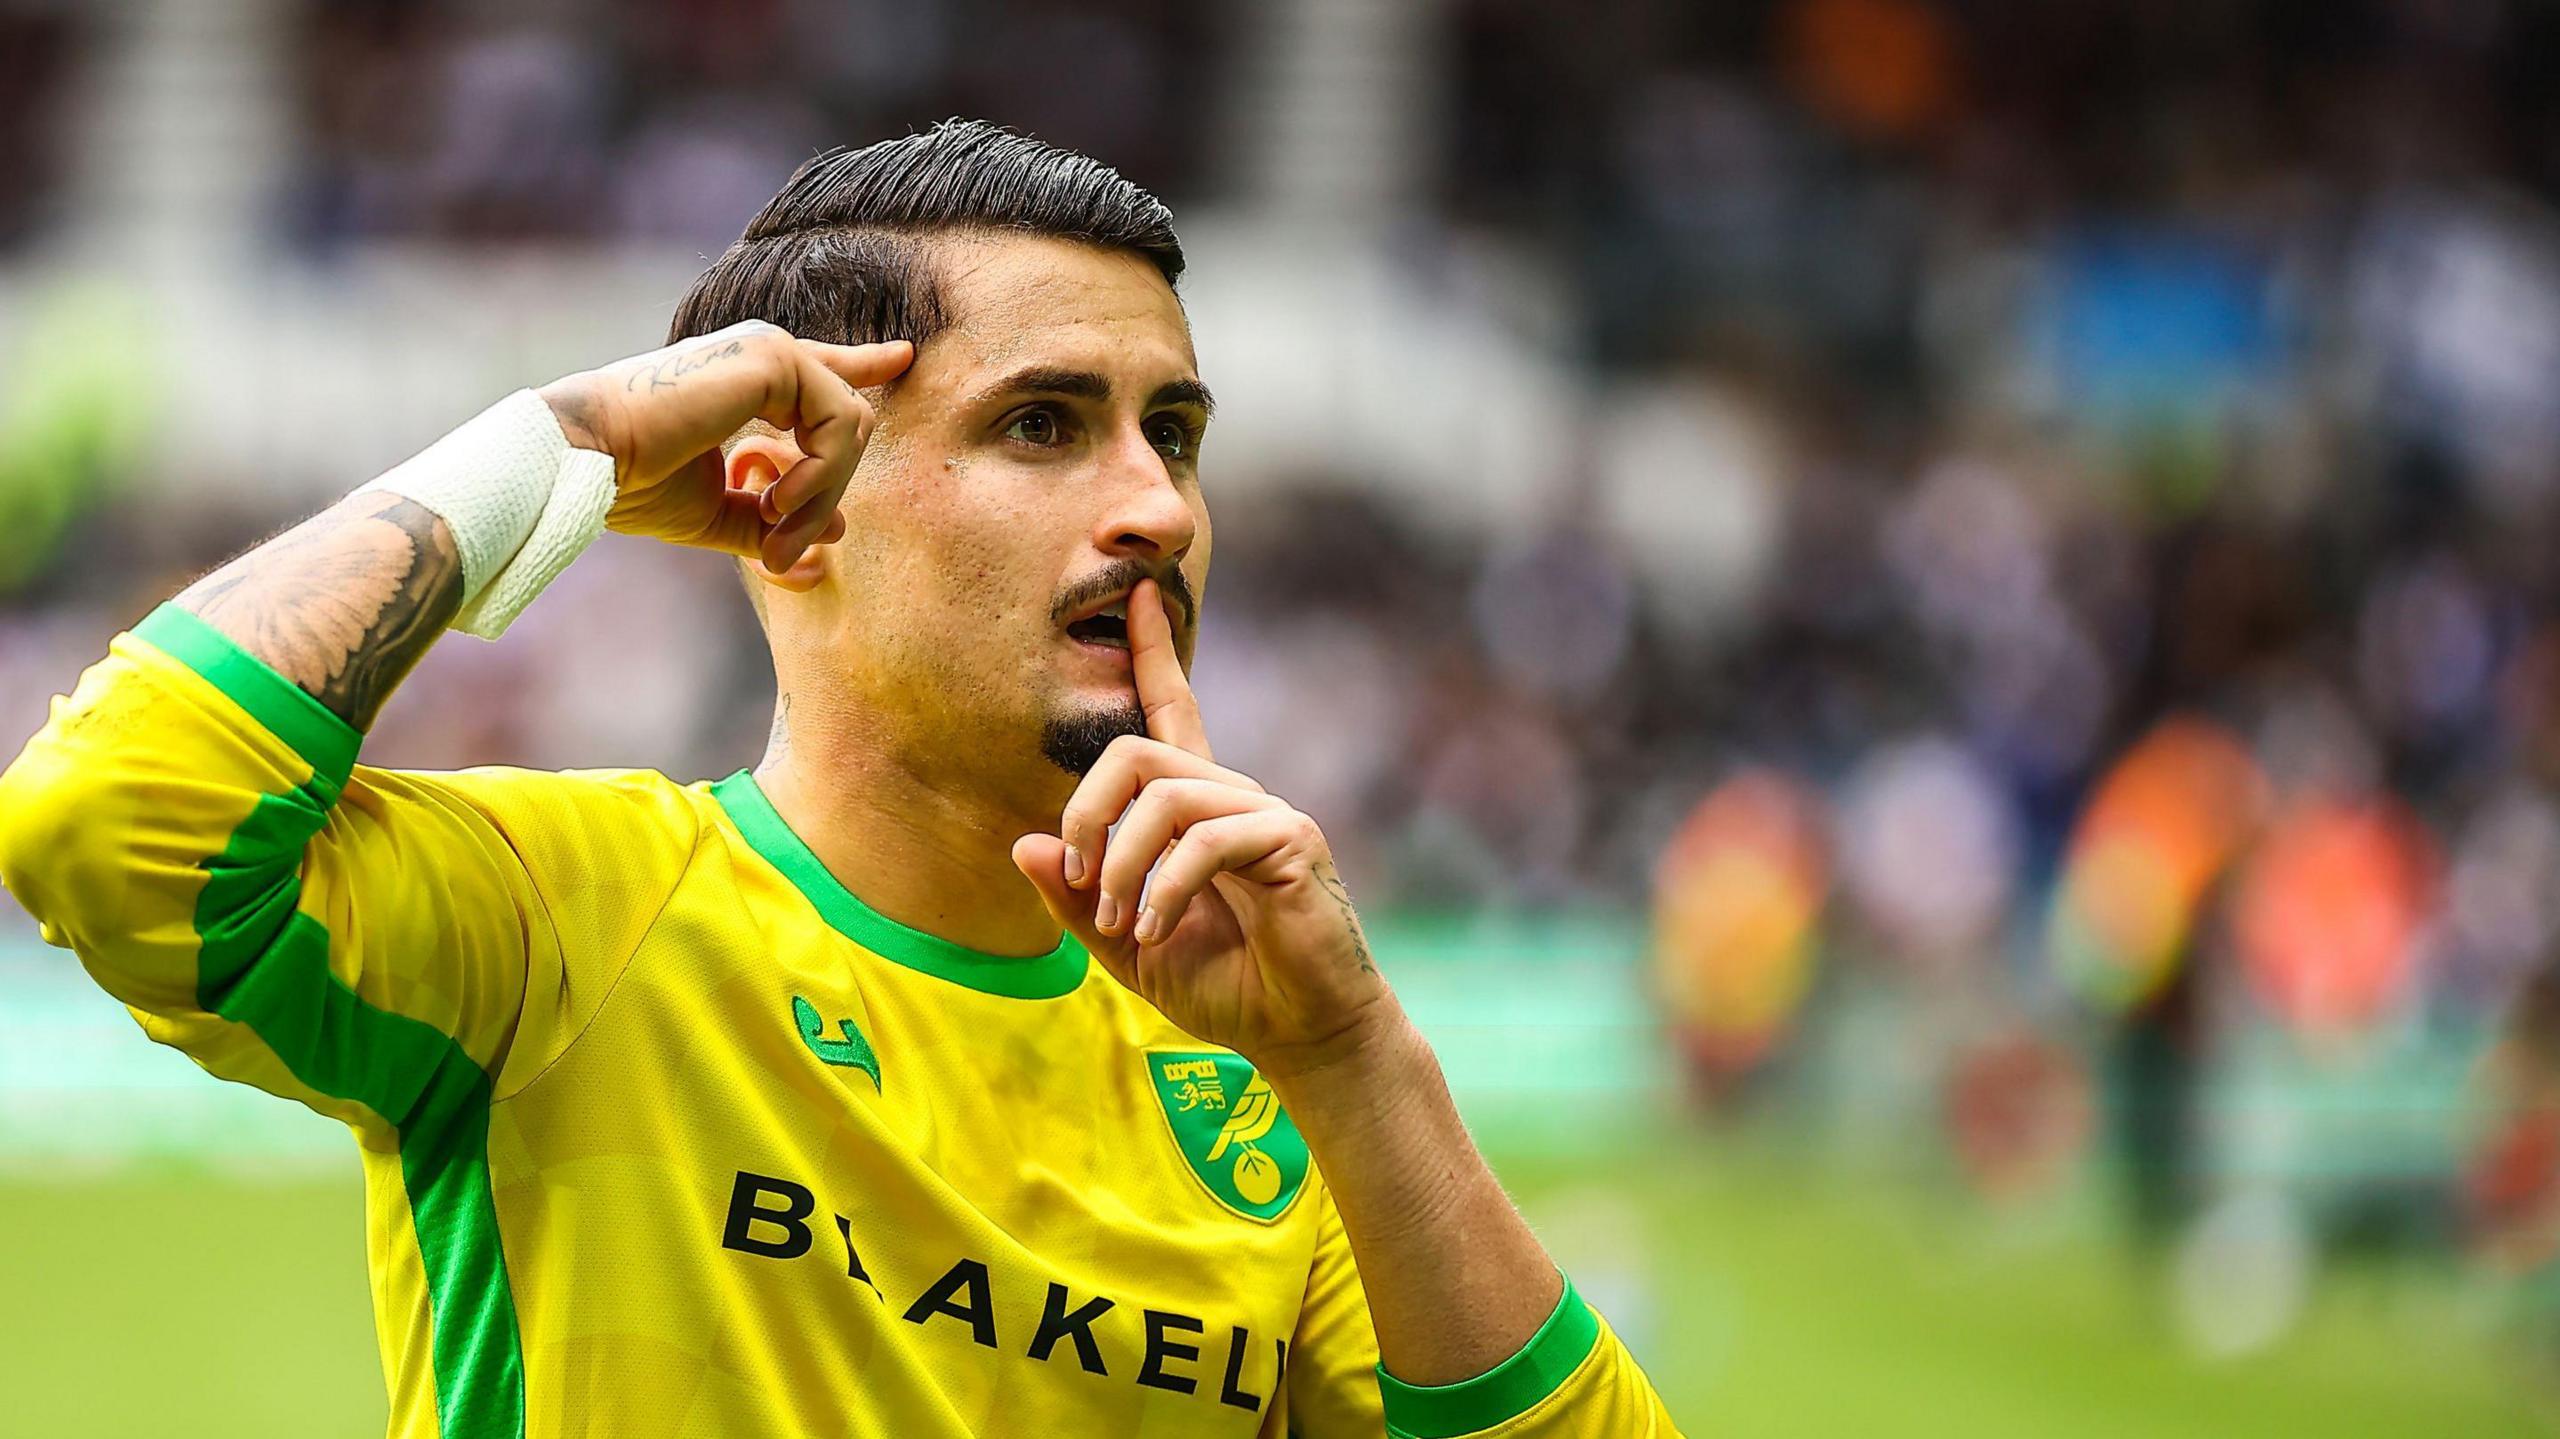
<box><xmin>1316</xmin><ymin>865</ymin><xmax>1380</xmax><ymax>977</ymax></box>
<box><xmin>176</xmin><ymin>492</ymin><xmax>463</xmax><ymax>731</ymax></box>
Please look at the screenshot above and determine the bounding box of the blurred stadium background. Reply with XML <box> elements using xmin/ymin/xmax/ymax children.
<box><xmin>8</xmin><ymin>0</ymin><xmax>2560</xmax><ymax>1433</ymax></box>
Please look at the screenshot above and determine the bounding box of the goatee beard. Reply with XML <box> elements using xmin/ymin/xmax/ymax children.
<box><xmin>1040</xmin><ymin>700</ymin><xmax>1148</xmax><ymax>775</ymax></box>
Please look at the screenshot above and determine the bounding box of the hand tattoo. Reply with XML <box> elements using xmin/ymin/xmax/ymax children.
<box><xmin>625</xmin><ymin>338</ymin><xmax>746</xmax><ymax>394</ymax></box>
<box><xmin>1316</xmin><ymin>865</ymin><xmax>1380</xmax><ymax>977</ymax></box>
<box><xmin>177</xmin><ymin>493</ymin><xmax>463</xmax><ymax>731</ymax></box>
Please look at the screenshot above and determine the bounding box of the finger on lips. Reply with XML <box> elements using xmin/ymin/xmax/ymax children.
<box><xmin>1128</xmin><ymin>580</ymin><xmax>1210</xmax><ymax>758</ymax></box>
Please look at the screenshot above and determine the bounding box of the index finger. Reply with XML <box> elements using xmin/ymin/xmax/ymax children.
<box><xmin>807</xmin><ymin>338</ymin><xmax>914</xmax><ymax>391</ymax></box>
<box><xmin>758</xmin><ymin>340</ymin><xmax>906</xmax><ymax>518</ymax></box>
<box><xmin>754</xmin><ymin>346</ymin><xmax>875</xmax><ymax>569</ymax></box>
<box><xmin>1129</xmin><ymin>578</ymin><xmax>1210</xmax><ymax>759</ymax></box>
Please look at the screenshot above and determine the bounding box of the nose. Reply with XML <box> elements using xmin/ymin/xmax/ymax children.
<box><xmin>1090</xmin><ymin>429</ymin><xmax>1197</xmax><ymax>564</ymax></box>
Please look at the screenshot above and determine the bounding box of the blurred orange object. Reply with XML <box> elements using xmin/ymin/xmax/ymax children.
<box><xmin>2049</xmin><ymin>717</ymin><xmax>2266</xmax><ymax>1012</ymax></box>
<box><xmin>1779</xmin><ymin>0</ymin><xmax>1963</xmax><ymax>146</ymax></box>
<box><xmin>1652</xmin><ymin>769</ymin><xmax>1829</xmax><ymax>1079</ymax></box>
<box><xmin>2233</xmin><ymin>798</ymin><xmax>2436</xmax><ymax>1042</ymax></box>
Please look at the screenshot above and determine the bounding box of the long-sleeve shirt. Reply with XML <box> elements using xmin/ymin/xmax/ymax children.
<box><xmin>0</xmin><ymin>604</ymin><xmax>1680</xmax><ymax>1438</ymax></box>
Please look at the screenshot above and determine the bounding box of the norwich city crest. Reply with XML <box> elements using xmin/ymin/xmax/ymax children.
<box><xmin>1146</xmin><ymin>1051</ymin><xmax>1310</xmax><ymax>1222</ymax></box>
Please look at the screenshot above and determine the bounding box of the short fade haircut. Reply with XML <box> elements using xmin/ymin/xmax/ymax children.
<box><xmin>668</xmin><ymin>118</ymin><xmax>1185</xmax><ymax>351</ymax></box>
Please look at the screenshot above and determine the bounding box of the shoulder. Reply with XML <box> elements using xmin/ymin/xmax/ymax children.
<box><xmin>340</xmin><ymin>763</ymin><xmax>713</xmax><ymax>864</ymax></box>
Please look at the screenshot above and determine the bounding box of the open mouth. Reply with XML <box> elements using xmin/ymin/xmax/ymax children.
<box><xmin>1064</xmin><ymin>598</ymin><xmax>1131</xmax><ymax>650</ymax></box>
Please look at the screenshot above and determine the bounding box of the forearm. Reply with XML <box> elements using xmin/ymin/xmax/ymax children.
<box><xmin>1267</xmin><ymin>1006</ymin><xmax>1561</xmax><ymax>1387</ymax></box>
<box><xmin>175</xmin><ymin>492</ymin><xmax>461</xmax><ymax>732</ymax></box>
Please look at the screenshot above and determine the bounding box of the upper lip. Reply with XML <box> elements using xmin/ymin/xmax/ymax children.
<box><xmin>1062</xmin><ymin>586</ymin><xmax>1135</xmax><ymax>629</ymax></box>
<box><xmin>1063</xmin><ymin>580</ymin><xmax>1184</xmax><ymax>633</ymax></box>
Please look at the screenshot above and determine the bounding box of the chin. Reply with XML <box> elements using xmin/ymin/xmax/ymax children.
<box><xmin>1039</xmin><ymin>699</ymin><xmax>1147</xmax><ymax>775</ymax></box>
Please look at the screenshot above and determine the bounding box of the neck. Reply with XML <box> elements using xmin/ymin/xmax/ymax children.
<box><xmin>753</xmin><ymin>698</ymin><xmax>1066</xmax><ymax>960</ymax></box>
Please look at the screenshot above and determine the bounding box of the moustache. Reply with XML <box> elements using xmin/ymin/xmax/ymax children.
<box><xmin>1051</xmin><ymin>561</ymin><xmax>1195</xmax><ymax>633</ymax></box>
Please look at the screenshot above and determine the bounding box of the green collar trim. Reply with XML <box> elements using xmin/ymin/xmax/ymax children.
<box><xmin>711</xmin><ymin>770</ymin><xmax>1089</xmax><ymax>1001</ymax></box>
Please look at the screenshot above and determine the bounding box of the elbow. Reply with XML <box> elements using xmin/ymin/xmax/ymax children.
<box><xmin>0</xmin><ymin>734</ymin><xmax>215</xmax><ymax>1019</ymax></box>
<box><xmin>0</xmin><ymin>740</ymin><xmax>83</xmax><ymax>915</ymax></box>
<box><xmin>0</xmin><ymin>732</ymin><xmax>149</xmax><ymax>944</ymax></box>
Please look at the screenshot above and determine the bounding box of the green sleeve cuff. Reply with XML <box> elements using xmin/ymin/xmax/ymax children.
<box><xmin>1378</xmin><ymin>1273</ymin><xmax>1603</xmax><ymax>1439</ymax></box>
<box><xmin>133</xmin><ymin>604</ymin><xmax>362</xmax><ymax>786</ymax></box>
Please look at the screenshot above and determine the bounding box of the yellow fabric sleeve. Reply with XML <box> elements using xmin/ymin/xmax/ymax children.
<box><xmin>0</xmin><ymin>604</ymin><xmax>705</xmax><ymax>1432</ymax></box>
<box><xmin>1286</xmin><ymin>1179</ymin><xmax>1684</xmax><ymax>1437</ymax></box>
<box><xmin>0</xmin><ymin>605</ymin><xmax>698</xmax><ymax>1127</ymax></box>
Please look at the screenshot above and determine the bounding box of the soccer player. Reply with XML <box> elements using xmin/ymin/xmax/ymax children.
<box><xmin>0</xmin><ymin>122</ymin><xmax>1675</xmax><ymax>1436</ymax></box>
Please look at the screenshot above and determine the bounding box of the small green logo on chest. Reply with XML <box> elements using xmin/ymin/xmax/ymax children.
<box><xmin>794</xmin><ymin>996</ymin><xmax>880</xmax><ymax>1090</ymax></box>
<box><xmin>1147</xmin><ymin>1051</ymin><xmax>1308</xmax><ymax>1222</ymax></box>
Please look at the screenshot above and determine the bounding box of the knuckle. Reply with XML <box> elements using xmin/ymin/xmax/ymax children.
<box><xmin>1106</xmin><ymin>844</ymin><xmax>1147</xmax><ymax>884</ymax></box>
<box><xmin>1059</xmin><ymin>801</ymin><xmax>1096</xmax><ymax>842</ymax></box>
<box><xmin>1120</xmin><ymin>786</ymin><xmax>1164</xmax><ymax>830</ymax></box>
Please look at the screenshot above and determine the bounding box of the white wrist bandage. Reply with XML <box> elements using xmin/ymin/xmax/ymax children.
<box><xmin>353</xmin><ymin>389</ymin><xmax>619</xmax><ymax>640</ymax></box>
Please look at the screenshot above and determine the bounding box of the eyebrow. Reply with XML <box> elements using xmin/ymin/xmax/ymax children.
<box><xmin>1153</xmin><ymin>377</ymin><xmax>1217</xmax><ymax>417</ymax></box>
<box><xmin>974</xmin><ymin>366</ymin><xmax>1216</xmax><ymax>417</ymax></box>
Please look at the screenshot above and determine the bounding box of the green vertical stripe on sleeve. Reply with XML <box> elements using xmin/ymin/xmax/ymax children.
<box><xmin>134</xmin><ymin>604</ymin><xmax>362</xmax><ymax>784</ymax></box>
<box><xmin>1376</xmin><ymin>1274</ymin><xmax>1604</xmax><ymax>1439</ymax></box>
<box><xmin>196</xmin><ymin>779</ymin><xmax>525</xmax><ymax>1437</ymax></box>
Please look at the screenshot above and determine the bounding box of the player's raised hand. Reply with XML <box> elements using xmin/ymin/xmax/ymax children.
<box><xmin>537</xmin><ymin>320</ymin><xmax>913</xmax><ymax>575</ymax></box>
<box><xmin>1011</xmin><ymin>580</ymin><xmax>1396</xmax><ymax>1079</ymax></box>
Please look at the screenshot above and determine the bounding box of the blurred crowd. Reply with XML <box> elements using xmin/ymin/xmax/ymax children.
<box><xmin>286</xmin><ymin>0</ymin><xmax>1222</xmax><ymax>254</ymax></box>
<box><xmin>10</xmin><ymin>0</ymin><xmax>2560</xmax><ymax>1351</ymax></box>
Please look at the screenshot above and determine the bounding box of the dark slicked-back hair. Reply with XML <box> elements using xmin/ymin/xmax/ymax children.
<box><xmin>668</xmin><ymin>119</ymin><xmax>1184</xmax><ymax>350</ymax></box>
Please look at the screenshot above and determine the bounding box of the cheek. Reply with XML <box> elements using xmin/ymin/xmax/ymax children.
<box><xmin>850</xmin><ymin>456</ymin><xmax>1061</xmax><ymax>649</ymax></box>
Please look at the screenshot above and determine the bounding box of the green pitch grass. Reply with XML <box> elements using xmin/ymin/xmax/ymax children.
<box><xmin>2</xmin><ymin>1136</ymin><xmax>2553</xmax><ymax>1437</ymax></box>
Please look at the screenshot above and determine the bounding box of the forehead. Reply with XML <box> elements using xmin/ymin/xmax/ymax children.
<box><xmin>907</xmin><ymin>232</ymin><xmax>1197</xmax><ymax>401</ymax></box>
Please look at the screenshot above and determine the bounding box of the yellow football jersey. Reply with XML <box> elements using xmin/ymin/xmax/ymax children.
<box><xmin>0</xmin><ymin>605</ymin><xmax>1677</xmax><ymax>1438</ymax></box>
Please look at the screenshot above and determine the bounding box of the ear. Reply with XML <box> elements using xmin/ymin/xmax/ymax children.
<box><xmin>726</xmin><ymin>432</ymin><xmax>832</xmax><ymax>593</ymax></box>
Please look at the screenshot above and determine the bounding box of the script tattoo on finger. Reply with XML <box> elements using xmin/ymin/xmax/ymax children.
<box><xmin>1315</xmin><ymin>865</ymin><xmax>1379</xmax><ymax>977</ymax></box>
<box><xmin>179</xmin><ymin>494</ymin><xmax>462</xmax><ymax>730</ymax></box>
<box><xmin>627</xmin><ymin>338</ymin><xmax>747</xmax><ymax>394</ymax></box>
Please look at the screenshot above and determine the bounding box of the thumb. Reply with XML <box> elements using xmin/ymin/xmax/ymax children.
<box><xmin>1013</xmin><ymin>834</ymin><xmax>1133</xmax><ymax>986</ymax></box>
<box><xmin>806</xmin><ymin>338</ymin><xmax>914</xmax><ymax>390</ymax></box>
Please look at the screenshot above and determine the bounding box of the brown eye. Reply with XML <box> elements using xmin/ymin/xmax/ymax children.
<box><xmin>1146</xmin><ymin>415</ymin><xmax>1194</xmax><ymax>460</ymax></box>
<box><xmin>1005</xmin><ymin>409</ymin><xmax>1062</xmax><ymax>446</ymax></box>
